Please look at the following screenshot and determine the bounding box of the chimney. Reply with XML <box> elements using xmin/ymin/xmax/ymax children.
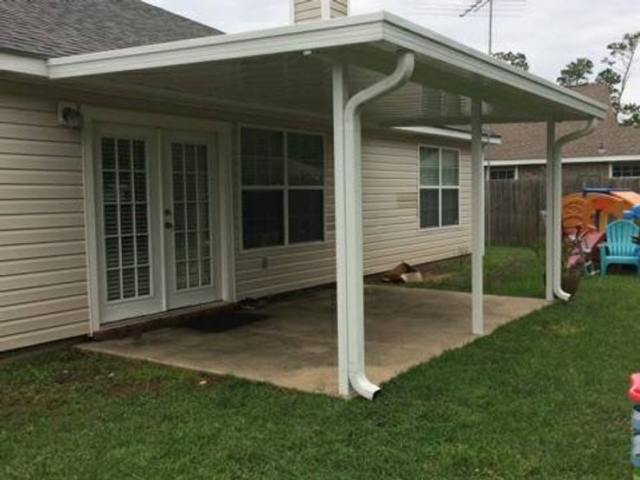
<box><xmin>292</xmin><ymin>0</ymin><xmax>348</xmax><ymax>24</ymax></box>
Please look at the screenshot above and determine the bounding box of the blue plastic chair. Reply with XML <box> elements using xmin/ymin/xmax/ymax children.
<box><xmin>599</xmin><ymin>220</ymin><xmax>640</xmax><ymax>276</ymax></box>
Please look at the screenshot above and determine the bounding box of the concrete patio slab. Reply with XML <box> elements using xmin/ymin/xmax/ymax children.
<box><xmin>78</xmin><ymin>286</ymin><xmax>548</xmax><ymax>396</ymax></box>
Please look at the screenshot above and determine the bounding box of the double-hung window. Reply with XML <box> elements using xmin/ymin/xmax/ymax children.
<box><xmin>419</xmin><ymin>146</ymin><xmax>460</xmax><ymax>229</ymax></box>
<box><xmin>241</xmin><ymin>127</ymin><xmax>324</xmax><ymax>249</ymax></box>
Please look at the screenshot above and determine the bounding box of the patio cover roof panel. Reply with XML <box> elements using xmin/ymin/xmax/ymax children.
<box><xmin>46</xmin><ymin>12</ymin><xmax>608</xmax><ymax>126</ymax></box>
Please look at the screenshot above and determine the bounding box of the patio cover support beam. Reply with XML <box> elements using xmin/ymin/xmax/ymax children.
<box><xmin>335</xmin><ymin>51</ymin><xmax>415</xmax><ymax>400</ymax></box>
<box><xmin>333</xmin><ymin>63</ymin><xmax>351</xmax><ymax>396</ymax></box>
<box><xmin>550</xmin><ymin>118</ymin><xmax>599</xmax><ymax>301</ymax></box>
<box><xmin>471</xmin><ymin>98</ymin><xmax>484</xmax><ymax>335</ymax></box>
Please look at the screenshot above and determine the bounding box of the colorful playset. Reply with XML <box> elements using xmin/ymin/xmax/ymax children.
<box><xmin>628</xmin><ymin>374</ymin><xmax>640</xmax><ymax>478</ymax></box>
<box><xmin>562</xmin><ymin>188</ymin><xmax>640</xmax><ymax>275</ymax></box>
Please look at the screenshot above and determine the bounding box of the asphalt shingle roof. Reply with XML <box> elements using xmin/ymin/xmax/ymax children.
<box><xmin>0</xmin><ymin>0</ymin><xmax>222</xmax><ymax>59</ymax></box>
<box><xmin>488</xmin><ymin>84</ymin><xmax>640</xmax><ymax>161</ymax></box>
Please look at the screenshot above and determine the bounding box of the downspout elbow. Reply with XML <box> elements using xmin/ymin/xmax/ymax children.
<box><xmin>555</xmin><ymin>118</ymin><xmax>598</xmax><ymax>151</ymax></box>
<box><xmin>344</xmin><ymin>51</ymin><xmax>415</xmax><ymax>119</ymax></box>
<box><xmin>350</xmin><ymin>372</ymin><xmax>381</xmax><ymax>400</ymax></box>
<box><xmin>553</xmin><ymin>118</ymin><xmax>599</xmax><ymax>301</ymax></box>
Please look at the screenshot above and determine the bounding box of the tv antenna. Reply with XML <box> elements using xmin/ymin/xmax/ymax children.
<box><xmin>459</xmin><ymin>0</ymin><xmax>527</xmax><ymax>54</ymax></box>
<box><xmin>400</xmin><ymin>1</ymin><xmax>527</xmax><ymax>55</ymax></box>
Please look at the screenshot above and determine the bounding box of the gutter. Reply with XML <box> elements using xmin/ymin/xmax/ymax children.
<box><xmin>552</xmin><ymin>118</ymin><xmax>598</xmax><ymax>301</ymax></box>
<box><xmin>342</xmin><ymin>50</ymin><xmax>415</xmax><ymax>400</ymax></box>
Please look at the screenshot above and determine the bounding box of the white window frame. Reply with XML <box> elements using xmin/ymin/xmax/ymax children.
<box><xmin>239</xmin><ymin>125</ymin><xmax>327</xmax><ymax>252</ymax></box>
<box><xmin>418</xmin><ymin>145</ymin><xmax>462</xmax><ymax>230</ymax></box>
<box><xmin>610</xmin><ymin>161</ymin><xmax>640</xmax><ymax>179</ymax></box>
<box><xmin>487</xmin><ymin>166</ymin><xmax>519</xmax><ymax>181</ymax></box>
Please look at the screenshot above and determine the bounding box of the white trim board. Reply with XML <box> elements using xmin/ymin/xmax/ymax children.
<box><xmin>397</xmin><ymin>126</ymin><xmax>502</xmax><ymax>145</ymax></box>
<box><xmin>0</xmin><ymin>52</ymin><xmax>48</xmax><ymax>77</ymax></box>
<box><xmin>486</xmin><ymin>155</ymin><xmax>640</xmax><ymax>167</ymax></box>
<box><xmin>321</xmin><ymin>0</ymin><xmax>331</xmax><ymax>20</ymax></box>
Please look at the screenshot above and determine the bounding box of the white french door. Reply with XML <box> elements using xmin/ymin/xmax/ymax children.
<box><xmin>163</xmin><ymin>133</ymin><xmax>219</xmax><ymax>309</ymax></box>
<box><xmin>95</xmin><ymin>125</ymin><xmax>163</xmax><ymax>323</ymax></box>
<box><xmin>95</xmin><ymin>125</ymin><xmax>221</xmax><ymax>325</ymax></box>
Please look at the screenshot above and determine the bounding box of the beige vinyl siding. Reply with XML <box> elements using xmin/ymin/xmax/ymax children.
<box><xmin>0</xmin><ymin>91</ymin><xmax>89</xmax><ymax>352</ymax></box>
<box><xmin>234</xmin><ymin>130</ymin><xmax>471</xmax><ymax>299</ymax></box>
<box><xmin>331</xmin><ymin>0</ymin><xmax>348</xmax><ymax>18</ymax></box>
<box><xmin>294</xmin><ymin>0</ymin><xmax>322</xmax><ymax>23</ymax></box>
<box><xmin>362</xmin><ymin>134</ymin><xmax>472</xmax><ymax>273</ymax></box>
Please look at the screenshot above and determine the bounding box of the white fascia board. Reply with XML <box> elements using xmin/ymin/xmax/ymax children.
<box><xmin>396</xmin><ymin>126</ymin><xmax>502</xmax><ymax>144</ymax></box>
<box><xmin>48</xmin><ymin>13</ymin><xmax>387</xmax><ymax>79</ymax></box>
<box><xmin>0</xmin><ymin>52</ymin><xmax>48</xmax><ymax>77</ymax></box>
<box><xmin>379</xmin><ymin>13</ymin><xmax>607</xmax><ymax>121</ymax></box>
<box><xmin>485</xmin><ymin>154</ymin><xmax>640</xmax><ymax>167</ymax></box>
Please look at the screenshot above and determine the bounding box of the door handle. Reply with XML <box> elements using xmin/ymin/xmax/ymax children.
<box><xmin>165</xmin><ymin>221</ymin><xmax>174</xmax><ymax>229</ymax></box>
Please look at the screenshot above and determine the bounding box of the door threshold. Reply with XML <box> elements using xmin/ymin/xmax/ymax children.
<box><xmin>93</xmin><ymin>301</ymin><xmax>236</xmax><ymax>341</ymax></box>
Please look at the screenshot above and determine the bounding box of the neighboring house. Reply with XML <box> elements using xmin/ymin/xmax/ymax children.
<box><xmin>0</xmin><ymin>0</ymin><xmax>606</xmax><ymax>399</ymax></box>
<box><xmin>487</xmin><ymin>84</ymin><xmax>640</xmax><ymax>184</ymax></box>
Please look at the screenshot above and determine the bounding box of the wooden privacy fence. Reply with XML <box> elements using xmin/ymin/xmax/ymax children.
<box><xmin>486</xmin><ymin>177</ymin><xmax>640</xmax><ymax>245</ymax></box>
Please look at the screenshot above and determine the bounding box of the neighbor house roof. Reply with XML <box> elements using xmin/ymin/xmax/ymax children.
<box><xmin>487</xmin><ymin>84</ymin><xmax>640</xmax><ymax>162</ymax></box>
<box><xmin>0</xmin><ymin>0</ymin><xmax>222</xmax><ymax>59</ymax></box>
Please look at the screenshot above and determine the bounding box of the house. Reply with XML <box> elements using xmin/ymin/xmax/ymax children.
<box><xmin>0</xmin><ymin>0</ymin><xmax>606</xmax><ymax>398</ymax></box>
<box><xmin>487</xmin><ymin>84</ymin><xmax>640</xmax><ymax>184</ymax></box>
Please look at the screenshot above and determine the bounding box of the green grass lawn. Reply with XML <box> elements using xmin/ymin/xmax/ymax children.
<box><xmin>2</xmin><ymin>272</ymin><xmax>639</xmax><ymax>478</ymax></box>
<box><xmin>406</xmin><ymin>245</ymin><xmax>547</xmax><ymax>298</ymax></box>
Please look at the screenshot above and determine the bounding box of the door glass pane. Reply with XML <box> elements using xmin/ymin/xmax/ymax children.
<box><xmin>171</xmin><ymin>142</ymin><xmax>214</xmax><ymax>291</ymax></box>
<box><xmin>176</xmin><ymin>262</ymin><xmax>187</xmax><ymax>290</ymax></box>
<box><xmin>101</xmin><ymin>136</ymin><xmax>151</xmax><ymax>302</ymax></box>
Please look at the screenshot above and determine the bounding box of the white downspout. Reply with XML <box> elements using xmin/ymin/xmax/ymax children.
<box><xmin>551</xmin><ymin>118</ymin><xmax>598</xmax><ymax>301</ymax></box>
<box><xmin>545</xmin><ymin>122</ymin><xmax>555</xmax><ymax>302</ymax></box>
<box><xmin>342</xmin><ymin>51</ymin><xmax>415</xmax><ymax>400</ymax></box>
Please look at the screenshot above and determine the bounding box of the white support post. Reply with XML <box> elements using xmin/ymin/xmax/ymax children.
<box><xmin>332</xmin><ymin>63</ymin><xmax>351</xmax><ymax>396</ymax></box>
<box><xmin>320</xmin><ymin>0</ymin><xmax>331</xmax><ymax>20</ymax></box>
<box><xmin>471</xmin><ymin>98</ymin><xmax>484</xmax><ymax>335</ymax></box>
<box><xmin>545</xmin><ymin>122</ymin><xmax>555</xmax><ymax>301</ymax></box>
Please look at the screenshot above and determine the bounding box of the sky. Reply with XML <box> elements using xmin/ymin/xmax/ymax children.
<box><xmin>147</xmin><ymin>0</ymin><xmax>640</xmax><ymax>102</ymax></box>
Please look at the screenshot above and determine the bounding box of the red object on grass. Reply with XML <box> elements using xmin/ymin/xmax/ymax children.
<box><xmin>629</xmin><ymin>373</ymin><xmax>640</xmax><ymax>403</ymax></box>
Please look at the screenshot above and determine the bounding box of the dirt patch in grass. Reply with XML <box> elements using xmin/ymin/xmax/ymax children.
<box><xmin>420</xmin><ymin>272</ymin><xmax>454</xmax><ymax>283</ymax></box>
<box><xmin>105</xmin><ymin>377</ymin><xmax>168</xmax><ymax>398</ymax></box>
